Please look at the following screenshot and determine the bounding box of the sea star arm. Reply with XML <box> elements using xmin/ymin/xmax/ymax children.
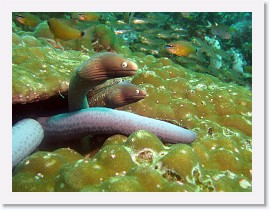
<box><xmin>38</xmin><ymin>107</ymin><xmax>197</xmax><ymax>144</ymax></box>
<box><xmin>12</xmin><ymin>119</ymin><xmax>44</xmax><ymax>168</ymax></box>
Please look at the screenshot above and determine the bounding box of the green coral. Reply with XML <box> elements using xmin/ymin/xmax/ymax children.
<box><xmin>12</xmin><ymin>47</ymin><xmax>252</xmax><ymax>191</ymax></box>
<box><xmin>13</xmin><ymin>130</ymin><xmax>251</xmax><ymax>192</ymax></box>
<box><xmin>12</xmin><ymin>32</ymin><xmax>93</xmax><ymax>104</ymax></box>
<box><xmin>12</xmin><ymin>12</ymin><xmax>252</xmax><ymax>192</ymax></box>
<box><xmin>12</xmin><ymin>148</ymin><xmax>83</xmax><ymax>192</ymax></box>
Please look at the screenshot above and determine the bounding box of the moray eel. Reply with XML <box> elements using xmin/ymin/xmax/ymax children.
<box><xmin>87</xmin><ymin>81</ymin><xmax>147</xmax><ymax>108</ymax></box>
<box><xmin>68</xmin><ymin>52</ymin><xmax>138</xmax><ymax>112</ymax></box>
<box><xmin>12</xmin><ymin>52</ymin><xmax>197</xmax><ymax>168</ymax></box>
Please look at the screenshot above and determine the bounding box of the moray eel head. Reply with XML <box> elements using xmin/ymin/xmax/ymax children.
<box><xmin>105</xmin><ymin>81</ymin><xmax>147</xmax><ymax>108</ymax></box>
<box><xmin>115</xmin><ymin>82</ymin><xmax>147</xmax><ymax>102</ymax></box>
<box><xmin>78</xmin><ymin>52</ymin><xmax>138</xmax><ymax>81</ymax></box>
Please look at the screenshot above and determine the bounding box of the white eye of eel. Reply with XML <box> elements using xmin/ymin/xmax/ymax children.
<box><xmin>122</xmin><ymin>62</ymin><xmax>128</xmax><ymax>68</ymax></box>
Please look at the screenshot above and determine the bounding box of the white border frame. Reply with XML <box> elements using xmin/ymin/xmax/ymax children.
<box><xmin>0</xmin><ymin>0</ymin><xmax>265</xmax><ymax>205</ymax></box>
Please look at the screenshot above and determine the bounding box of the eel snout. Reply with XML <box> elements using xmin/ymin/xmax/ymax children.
<box><xmin>101</xmin><ymin>53</ymin><xmax>138</xmax><ymax>78</ymax></box>
<box><xmin>105</xmin><ymin>82</ymin><xmax>147</xmax><ymax>108</ymax></box>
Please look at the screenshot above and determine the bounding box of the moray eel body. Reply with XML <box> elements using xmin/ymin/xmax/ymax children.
<box><xmin>88</xmin><ymin>81</ymin><xmax>147</xmax><ymax>108</ymax></box>
<box><xmin>68</xmin><ymin>52</ymin><xmax>138</xmax><ymax>112</ymax></box>
<box><xmin>37</xmin><ymin>107</ymin><xmax>197</xmax><ymax>144</ymax></box>
<box><xmin>12</xmin><ymin>119</ymin><xmax>44</xmax><ymax>167</ymax></box>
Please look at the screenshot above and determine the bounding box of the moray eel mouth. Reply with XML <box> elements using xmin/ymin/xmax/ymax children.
<box><xmin>132</xmin><ymin>95</ymin><xmax>146</xmax><ymax>101</ymax></box>
<box><xmin>129</xmin><ymin>94</ymin><xmax>146</xmax><ymax>100</ymax></box>
<box><xmin>111</xmin><ymin>91</ymin><xmax>147</xmax><ymax>106</ymax></box>
<box><xmin>126</xmin><ymin>91</ymin><xmax>147</xmax><ymax>100</ymax></box>
<box><xmin>86</xmin><ymin>69</ymin><xmax>137</xmax><ymax>81</ymax></box>
<box><xmin>108</xmin><ymin>69</ymin><xmax>137</xmax><ymax>77</ymax></box>
<box><xmin>113</xmin><ymin>87</ymin><xmax>147</xmax><ymax>106</ymax></box>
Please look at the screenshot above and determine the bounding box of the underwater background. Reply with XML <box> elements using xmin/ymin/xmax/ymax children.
<box><xmin>12</xmin><ymin>12</ymin><xmax>252</xmax><ymax>192</ymax></box>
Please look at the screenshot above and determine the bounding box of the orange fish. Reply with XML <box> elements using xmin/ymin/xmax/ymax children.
<box><xmin>71</xmin><ymin>12</ymin><xmax>101</xmax><ymax>21</ymax></box>
<box><xmin>165</xmin><ymin>41</ymin><xmax>196</xmax><ymax>57</ymax></box>
<box><xmin>48</xmin><ymin>18</ymin><xmax>85</xmax><ymax>42</ymax></box>
<box><xmin>15</xmin><ymin>13</ymin><xmax>41</xmax><ymax>28</ymax></box>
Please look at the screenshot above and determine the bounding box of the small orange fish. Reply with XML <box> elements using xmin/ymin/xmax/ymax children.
<box><xmin>48</xmin><ymin>18</ymin><xmax>84</xmax><ymax>42</ymax></box>
<box><xmin>71</xmin><ymin>12</ymin><xmax>101</xmax><ymax>21</ymax></box>
<box><xmin>15</xmin><ymin>13</ymin><xmax>41</xmax><ymax>28</ymax></box>
<box><xmin>165</xmin><ymin>41</ymin><xmax>196</xmax><ymax>57</ymax></box>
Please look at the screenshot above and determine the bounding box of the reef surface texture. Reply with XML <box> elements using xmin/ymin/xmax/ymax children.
<box><xmin>12</xmin><ymin>12</ymin><xmax>252</xmax><ymax>192</ymax></box>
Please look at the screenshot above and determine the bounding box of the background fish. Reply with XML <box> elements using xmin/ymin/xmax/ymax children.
<box><xmin>207</xmin><ymin>21</ymin><xmax>234</xmax><ymax>39</ymax></box>
<box><xmin>165</xmin><ymin>41</ymin><xmax>196</xmax><ymax>57</ymax></box>
<box><xmin>71</xmin><ymin>12</ymin><xmax>101</xmax><ymax>21</ymax></box>
<box><xmin>48</xmin><ymin>18</ymin><xmax>85</xmax><ymax>41</ymax></box>
<box><xmin>15</xmin><ymin>13</ymin><xmax>41</xmax><ymax>28</ymax></box>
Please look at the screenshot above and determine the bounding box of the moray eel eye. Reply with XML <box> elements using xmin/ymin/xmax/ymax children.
<box><xmin>122</xmin><ymin>62</ymin><xmax>128</xmax><ymax>68</ymax></box>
